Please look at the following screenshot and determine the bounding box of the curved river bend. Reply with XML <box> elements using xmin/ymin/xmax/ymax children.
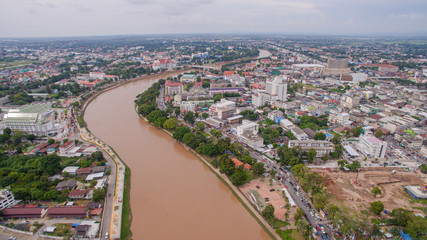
<box><xmin>85</xmin><ymin>78</ymin><xmax>270</xmax><ymax>239</ymax></box>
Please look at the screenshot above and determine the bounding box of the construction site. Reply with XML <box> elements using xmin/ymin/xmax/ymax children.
<box><xmin>312</xmin><ymin>167</ymin><xmax>427</xmax><ymax>215</ymax></box>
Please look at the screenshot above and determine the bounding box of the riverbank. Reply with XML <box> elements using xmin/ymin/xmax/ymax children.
<box><xmin>135</xmin><ymin>111</ymin><xmax>280</xmax><ymax>240</ymax></box>
<box><xmin>80</xmin><ymin>51</ymin><xmax>272</xmax><ymax>239</ymax></box>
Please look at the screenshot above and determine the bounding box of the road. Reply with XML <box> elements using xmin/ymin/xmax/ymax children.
<box><xmin>99</xmin><ymin>148</ymin><xmax>117</xmax><ymax>239</ymax></box>
<box><xmin>157</xmin><ymin>86</ymin><xmax>166</xmax><ymax>110</ymax></box>
<box><xmin>222</xmin><ymin>130</ymin><xmax>334</xmax><ymax>239</ymax></box>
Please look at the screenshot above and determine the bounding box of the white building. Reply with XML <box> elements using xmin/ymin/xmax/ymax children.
<box><xmin>0</xmin><ymin>188</ymin><xmax>18</xmax><ymax>210</ymax></box>
<box><xmin>280</xmin><ymin>118</ymin><xmax>295</xmax><ymax>130</ymax></box>
<box><xmin>340</xmin><ymin>95</ymin><xmax>360</xmax><ymax>109</ymax></box>
<box><xmin>329</xmin><ymin>112</ymin><xmax>350</xmax><ymax>125</ymax></box>
<box><xmin>89</xmin><ymin>72</ymin><xmax>105</xmax><ymax>80</ymax></box>
<box><xmin>251</xmin><ymin>91</ymin><xmax>271</xmax><ymax>108</ymax></box>
<box><xmin>290</xmin><ymin>127</ymin><xmax>309</xmax><ymax>141</ymax></box>
<box><xmin>209</xmin><ymin>99</ymin><xmax>236</xmax><ymax>116</ymax></box>
<box><xmin>288</xmin><ymin>140</ymin><xmax>334</xmax><ymax>157</ymax></box>
<box><xmin>267</xmin><ymin>110</ymin><xmax>284</xmax><ymax>122</ymax></box>
<box><xmin>236</xmin><ymin>120</ymin><xmax>259</xmax><ymax>136</ymax></box>
<box><xmin>266</xmin><ymin>76</ymin><xmax>288</xmax><ymax>102</ymax></box>
<box><xmin>356</xmin><ymin>134</ymin><xmax>387</xmax><ymax>158</ymax></box>
<box><xmin>351</xmin><ymin>73</ymin><xmax>368</xmax><ymax>82</ymax></box>
<box><xmin>0</xmin><ymin>104</ymin><xmax>61</xmax><ymax>136</ymax></box>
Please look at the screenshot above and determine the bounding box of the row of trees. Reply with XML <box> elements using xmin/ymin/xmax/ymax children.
<box><xmin>135</xmin><ymin>81</ymin><xmax>265</xmax><ymax>187</ymax></box>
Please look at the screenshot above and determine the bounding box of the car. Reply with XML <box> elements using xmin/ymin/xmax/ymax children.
<box><xmin>108</xmin><ymin>193</ymin><xmax>112</xmax><ymax>197</ymax></box>
<box><xmin>9</xmin><ymin>237</ymin><xmax>17</xmax><ymax>240</ymax></box>
<box><xmin>269</xmin><ymin>189</ymin><xmax>275</xmax><ymax>192</ymax></box>
<box><xmin>105</xmin><ymin>232</ymin><xmax>109</xmax><ymax>239</ymax></box>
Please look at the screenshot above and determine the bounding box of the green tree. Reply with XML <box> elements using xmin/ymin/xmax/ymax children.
<box><xmin>312</xmin><ymin>192</ymin><xmax>328</xmax><ymax>209</ymax></box>
<box><xmin>306</xmin><ymin>148</ymin><xmax>317</xmax><ymax>163</ymax></box>
<box><xmin>201</xmin><ymin>143</ymin><xmax>218</xmax><ymax>156</ymax></box>
<box><xmin>201</xmin><ymin>113</ymin><xmax>209</xmax><ymax>119</ymax></box>
<box><xmin>351</xmin><ymin>127</ymin><xmax>362</xmax><ymax>137</ymax></box>
<box><xmin>294</xmin><ymin>207</ymin><xmax>304</xmax><ymax>222</ymax></box>
<box><xmin>370</xmin><ymin>201</ymin><xmax>384</xmax><ymax>215</ymax></box>
<box><xmin>270</xmin><ymin>169</ymin><xmax>277</xmax><ymax>178</ymax></box>
<box><xmin>92</xmin><ymin>188</ymin><xmax>106</xmax><ymax>202</ymax></box>
<box><xmin>391</xmin><ymin>208</ymin><xmax>414</xmax><ymax>227</ymax></box>
<box><xmin>89</xmin><ymin>180</ymin><xmax>98</xmax><ymax>188</ymax></box>
<box><xmin>314</xmin><ymin>132</ymin><xmax>326</xmax><ymax>140</ymax></box>
<box><xmin>371</xmin><ymin>186</ymin><xmax>382</xmax><ymax>198</ymax></box>
<box><xmin>26</xmin><ymin>134</ymin><xmax>36</xmax><ymax>142</ymax></box>
<box><xmin>173</xmin><ymin>127</ymin><xmax>190</xmax><ymax>141</ymax></box>
<box><xmin>163</xmin><ymin>118</ymin><xmax>178</xmax><ymax>130</ymax></box>
<box><xmin>349</xmin><ymin>160</ymin><xmax>361</xmax><ymax>172</ymax></box>
<box><xmin>183</xmin><ymin>111</ymin><xmax>195</xmax><ymax>124</ymax></box>
<box><xmin>230</xmin><ymin>170</ymin><xmax>248</xmax><ymax>186</ymax></box>
<box><xmin>174</xmin><ymin>108</ymin><xmax>181</xmax><ymax>116</ymax></box>
<box><xmin>262</xmin><ymin>204</ymin><xmax>275</xmax><ymax>220</ymax></box>
<box><xmin>47</xmin><ymin>138</ymin><xmax>55</xmax><ymax>145</ymax></box>
<box><xmin>406</xmin><ymin>216</ymin><xmax>427</xmax><ymax>240</ymax></box>
<box><xmin>252</xmin><ymin>162</ymin><xmax>265</xmax><ymax>176</ymax></box>
<box><xmin>419</xmin><ymin>164</ymin><xmax>427</xmax><ymax>174</ymax></box>
<box><xmin>196</xmin><ymin>122</ymin><xmax>205</xmax><ymax>131</ymax></box>
<box><xmin>3</xmin><ymin>128</ymin><xmax>11</xmax><ymax>136</ymax></box>
<box><xmin>374</xmin><ymin>129</ymin><xmax>383</xmax><ymax>138</ymax></box>
<box><xmin>210</xmin><ymin>129</ymin><xmax>222</xmax><ymax>138</ymax></box>
<box><xmin>337</xmin><ymin>159</ymin><xmax>347</xmax><ymax>169</ymax></box>
<box><xmin>332</xmin><ymin>134</ymin><xmax>341</xmax><ymax>144</ymax></box>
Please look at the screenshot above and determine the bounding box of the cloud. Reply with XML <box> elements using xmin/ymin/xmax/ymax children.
<box><xmin>389</xmin><ymin>13</ymin><xmax>423</xmax><ymax>20</ymax></box>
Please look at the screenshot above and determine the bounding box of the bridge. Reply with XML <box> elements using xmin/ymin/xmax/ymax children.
<box><xmin>188</xmin><ymin>65</ymin><xmax>221</xmax><ymax>71</ymax></box>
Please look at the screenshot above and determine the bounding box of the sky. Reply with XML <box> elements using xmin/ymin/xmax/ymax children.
<box><xmin>0</xmin><ymin>0</ymin><xmax>426</xmax><ymax>37</ymax></box>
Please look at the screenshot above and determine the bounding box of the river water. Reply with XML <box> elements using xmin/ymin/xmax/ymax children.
<box><xmin>85</xmin><ymin>77</ymin><xmax>270</xmax><ymax>239</ymax></box>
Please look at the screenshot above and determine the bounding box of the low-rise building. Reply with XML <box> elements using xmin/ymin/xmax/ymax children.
<box><xmin>0</xmin><ymin>188</ymin><xmax>18</xmax><ymax>210</ymax></box>
<box><xmin>55</xmin><ymin>179</ymin><xmax>77</xmax><ymax>191</ymax></box>
<box><xmin>288</xmin><ymin>140</ymin><xmax>334</xmax><ymax>157</ymax></box>
<box><xmin>0</xmin><ymin>104</ymin><xmax>61</xmax><ymax>136</ymax></box>
<box><xmin>290</xmin><ymin>127</ymin><xmax>309</xmax><ymax>141</ymax></box>
<box><xmin>180</xmin><ymin>74</ymin><xmax>197</xmax><ymax>83</ymax></box>
<box><xmin>165</xmin><ymin>81</ymin><xmax>183</xmax><ymax>96</ymax></box>
<box><xmin>235</xmin><ymin>120</ymin><xmax>259</xmax><ymax>136</ymax></box>
<box><xmin>356</xmin><ymin>134</ymin><xmax>387</xmax><ymax>158</ymax></box>
<box><xmin>46</xmin><ymin>207</ymin><xmax>87</xmax><ymax>218</ymax></box>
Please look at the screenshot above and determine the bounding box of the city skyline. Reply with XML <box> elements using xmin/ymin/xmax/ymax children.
<box><xmin>1</xmin><ymin>0</ymin><xmax>427</xmax><ymax>38</ymax></box>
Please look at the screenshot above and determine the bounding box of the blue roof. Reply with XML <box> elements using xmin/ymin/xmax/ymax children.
<box><xmin>400</xmin><ymin>231</ymin><xmax>413</xmax><ymax>240</ymax></box>
<box><xmin>324</xmin><ymin>132</ymin><xmax>333</xmax><ymax>137</ymax></box>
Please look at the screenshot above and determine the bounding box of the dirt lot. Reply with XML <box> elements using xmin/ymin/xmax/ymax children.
<box><xmin>241</xmin><ymin>178</ymin><xmax>296</xmax><ymax>225</ymax></box>
<box><xmin>312</xmin><ymin>167</ymin><xmax>427</xmax><ymax>215</ymax></box>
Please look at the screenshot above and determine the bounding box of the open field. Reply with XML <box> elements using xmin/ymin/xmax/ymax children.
<box><xmin>241</xmin><ymin>178</ymin><xmax>293</xmax><ymax>223</ymax></box>
<box><xmin>312</xmin><ymin>167</ymin><xmax>427</xmax><ymax>215</ymax></box>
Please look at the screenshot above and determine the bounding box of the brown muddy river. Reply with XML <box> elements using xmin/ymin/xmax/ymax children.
<box><xmin>85</xmin><ymin>77</ymin><xmax>270</xmax><ymax>239</ymax></box>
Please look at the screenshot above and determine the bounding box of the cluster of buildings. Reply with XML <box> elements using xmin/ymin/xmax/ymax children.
<box><xmin>0</xmin><ymin>103</ymin><xmax>62</xmax><ymax>136</ymax></box>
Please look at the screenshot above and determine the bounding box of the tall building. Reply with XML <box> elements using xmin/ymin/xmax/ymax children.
<box><xmin>266</xmin><ymin>76</ymin><xmax>288</xmax><ymax>101</ymax></box>
<box><xmin>323</xmin><ymin>58</ymin><xmax>350</xmax><ymax>76</ymax></box>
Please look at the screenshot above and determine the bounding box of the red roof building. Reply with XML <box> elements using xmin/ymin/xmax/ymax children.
<box><xmin>244</xmin><ymin>163</ymin><xmax>252</xmax><ymax>170</ymax></box>
<box><xmin>231</xmin><ymin>158</ymin><xmax>243</xmax><ymax>167</ymax></box>
<box><xmin>2</xmin><ymin>207</ymin><xmax>45</xmax><ymax>218</ymax></box>
<box><xmin>76</xmin><ymin>167</ymin><xmax>92</xmax><ymax>177</ymax></box>
<box><xmin>46</xmin><ymin>207</ymin><xmax>86</xmax><ymax>218</ymax></box>
<box><xmin>68</xmin><ymin>189</ymin><xmax>87</xmax><ymax>199</ymax></box>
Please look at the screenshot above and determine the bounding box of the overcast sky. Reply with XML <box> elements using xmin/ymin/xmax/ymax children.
<box><xmin>1</xmin><ymin>0</ymin><xmax>426</xmax><ymax>37</ymax></box>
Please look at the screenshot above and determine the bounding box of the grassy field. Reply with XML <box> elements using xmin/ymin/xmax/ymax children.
<box><xmin>249</xmin><ymin>189</ymin><xmax>266</xmax><ymax>211</ymax></box>
<box><xmin>0</xmin><ymin>60</ymin><xmax>37</xmax><ymax>69</ymax></box>
<box><xmin>121</xmin><ymin>167</ymin><xmax>133</xmax><ymax>240</ymax></box>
